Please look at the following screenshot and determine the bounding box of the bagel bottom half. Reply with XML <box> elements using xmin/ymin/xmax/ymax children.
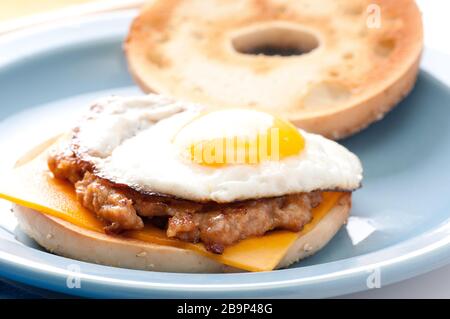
<box><xmin>13</xmin><ymin>194</ymin><xmax>351</xmax><ymax>273</ymax></box>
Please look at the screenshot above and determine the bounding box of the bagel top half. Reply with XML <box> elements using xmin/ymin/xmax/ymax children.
<box><xmin>125</xmin><ymin>0</ymin><xmax>423</xmax><ymax>139</ymax></box>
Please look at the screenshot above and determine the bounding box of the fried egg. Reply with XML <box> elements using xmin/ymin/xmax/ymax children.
<box><xmin>74</xmin><ymin>94</ymin><xmax>363</xmax><ymax>202</ymax></box>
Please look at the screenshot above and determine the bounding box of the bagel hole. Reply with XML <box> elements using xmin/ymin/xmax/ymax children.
<box><xmin>232</xmin><ymin>26</ymin><xmax>319</xmax><ymax>57</ymax></box>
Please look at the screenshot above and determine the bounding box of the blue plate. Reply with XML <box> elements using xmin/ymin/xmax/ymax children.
<box><xmin>0</xmin><ymin>10</ymin><xmax>450</xmax><ymax>298</ymax></box>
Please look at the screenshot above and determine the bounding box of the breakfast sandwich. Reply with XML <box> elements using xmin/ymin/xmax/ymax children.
<box><xmin>0</xmin><ymin>94</ymin><xmax>363</xmax><ymax>272</ymax></box>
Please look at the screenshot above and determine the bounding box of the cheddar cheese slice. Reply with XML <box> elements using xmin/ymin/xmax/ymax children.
<box><xmin>0</xmin><ymin>137</ymin><xmax>343</xmax><ymax>272</ymax></box>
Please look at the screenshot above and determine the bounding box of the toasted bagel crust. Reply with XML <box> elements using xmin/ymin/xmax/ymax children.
<box><xmin>125</xmin><ymin>0</ymin><xmax>423</xmax><ymax>139</ymax></box>
<box><xmin>14</xmin><ymin>194</ymin><xmax>351</xmax><ymax>273</ymax></box>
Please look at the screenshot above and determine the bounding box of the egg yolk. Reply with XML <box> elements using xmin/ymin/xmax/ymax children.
<box><xmin>175</xmin><ymin>109</ymin><xmax>305</xmax><ymax>166</ymax></box>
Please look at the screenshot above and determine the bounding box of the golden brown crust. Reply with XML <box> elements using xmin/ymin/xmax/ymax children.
<box><xmin>125</xmin><ymin>0</ymin><xmax>423</xmax><ymax>139</ymax></box>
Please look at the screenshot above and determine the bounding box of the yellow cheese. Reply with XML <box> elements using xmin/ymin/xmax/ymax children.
<box><xmin>0</xmin><ymin>137</ymin><xmax>344</xmax><ymax>272</ymax></box>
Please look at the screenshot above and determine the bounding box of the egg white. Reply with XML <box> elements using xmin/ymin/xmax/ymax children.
<box><xmin>76</xmin><ymin>95</ymin><xmax>363</xmax><ymax>203</ymax></box>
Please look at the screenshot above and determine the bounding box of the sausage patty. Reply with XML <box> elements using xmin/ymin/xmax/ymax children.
<box><xmin>48</xmin><ymin>145</ymin><xmax>322</xmax><ymax>253</ymax></box>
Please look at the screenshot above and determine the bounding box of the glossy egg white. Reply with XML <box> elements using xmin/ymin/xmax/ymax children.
<box><xmin>74</xmin><ymin>94</ymin><xmax>363</xmax><ymax>202</ymax></box>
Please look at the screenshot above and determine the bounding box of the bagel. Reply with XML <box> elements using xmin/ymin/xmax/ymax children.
<box><xmin>125</xmin><ymin>0</ymin><xmax>423</xmax><ymax>139</ymax></box>
<box><xmin>13</xmin><ymin>193</ymin><xmax>351</xmax><ymax>273</ymax></box>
